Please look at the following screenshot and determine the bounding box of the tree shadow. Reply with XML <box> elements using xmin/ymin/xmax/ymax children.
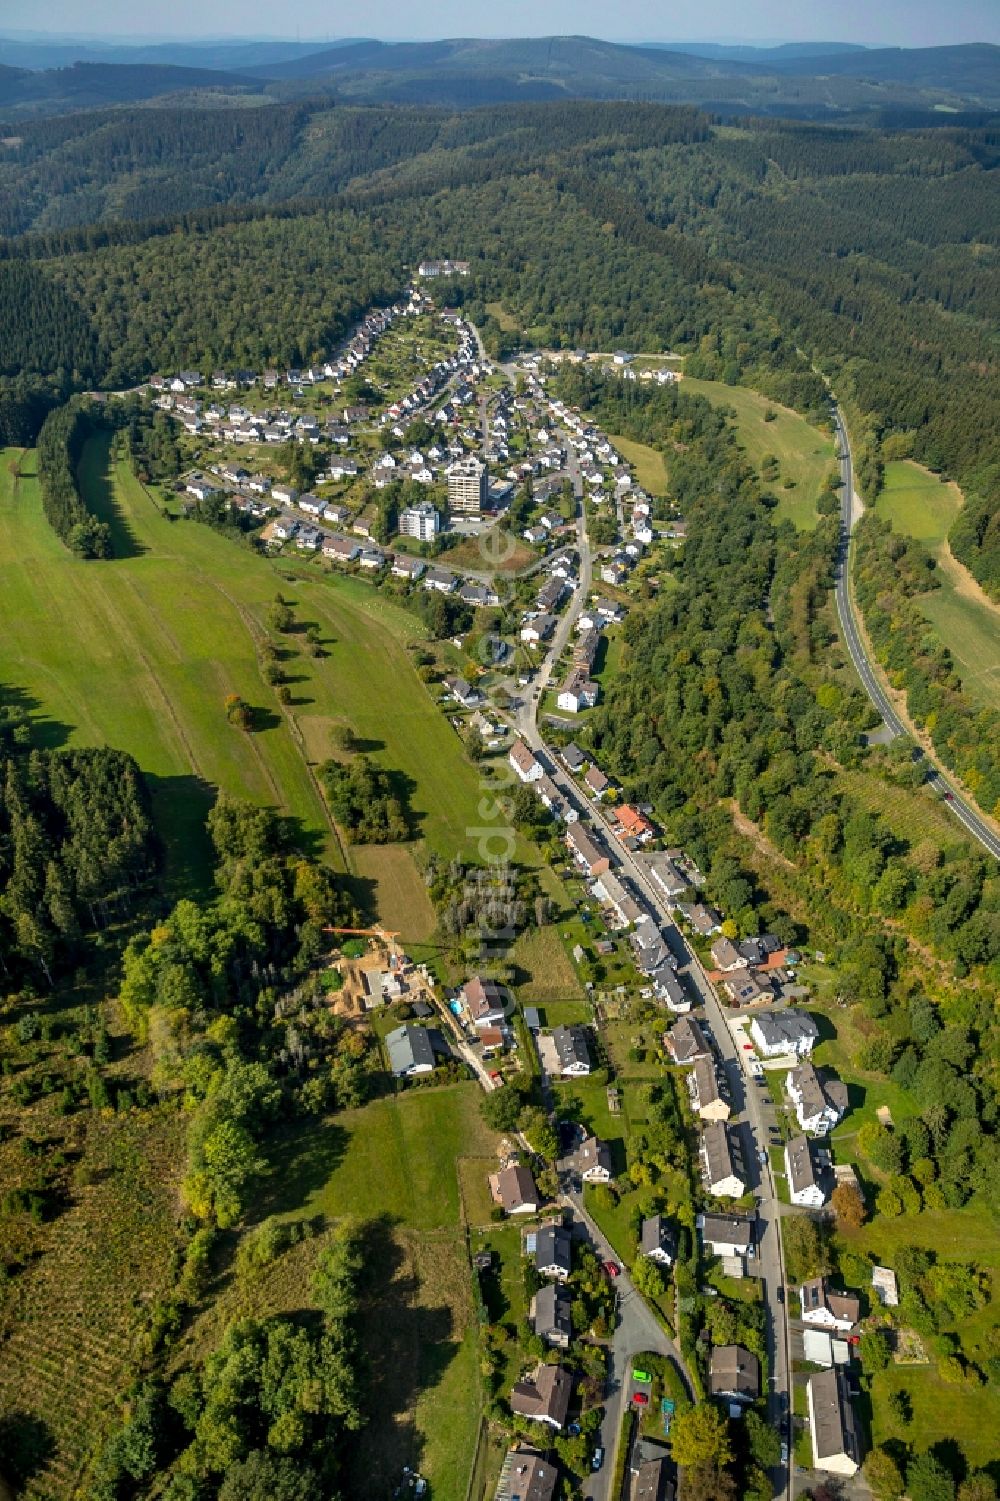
<box><xmin>0</xmin><ymin>683</ymin><xmax>72</xmax><ymax>752</ymax></box>
<box><xmin>0</xmin><ymin>1409</ymin><xmax>55</xmax><ymax>1488</ymax></box>
<box><xmin>79</xmin><ymin>436</ymin><xmax>146</xmax><ymax>559</ymax></box>
<box><xmin>253</xmin><ymin>1118</ymin><xmax>351</xmax><ymax>1221</ymax></box>
<box><xmin>145</xmin><ymin>773</ymin><xmax>217</xmax><ymax>900</ymax></box>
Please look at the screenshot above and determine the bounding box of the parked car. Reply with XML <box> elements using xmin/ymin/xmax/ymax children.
<box><xmin>591</xmin><ymin>1448</ymin><xmax>604</xmax><ymax>1472</ymax></box>
<box><xmin>603</xmin><ymin>1260</ymin><xmax>620</xmax><ymax>1278</ymax></box>
<box><xmin>780</xmin><ymin>1442</ymin><xmax>789</xmax><ymax>1466</ymax></box>
<box><xmin>632</xmin><ymin>1392</ymin><xmax>649</xmax><ymax>1407</ymax></box>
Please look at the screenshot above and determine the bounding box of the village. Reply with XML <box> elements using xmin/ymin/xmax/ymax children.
<box><xmin>138</xmin><ymin>292</ymin><xmax>882</xmax><ymax>1501</ymax></box>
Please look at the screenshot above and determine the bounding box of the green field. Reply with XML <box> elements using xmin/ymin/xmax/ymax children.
<box><xmin>682</xmin><ymin>377</ymin><xmax>835</xmax><ymax>529</ymax></box>
<box><xmin>0</xmin><ymin>441</ymin><xmax>486</xmax><ymax>925</ymax></box>
<box><xmin>257</xmin><ymin>1084</ymin><xmax>496</xmax><ymax>1497</ymax></box>
<box><xmin>610</xmin><ymin>434</ymin><xmax>670</xmax><ymax>497</ymax></box>
<box><xmin>877</xmin><ymin>460</ymin><xmax>1000</xmax><ymax>711</ymax></box>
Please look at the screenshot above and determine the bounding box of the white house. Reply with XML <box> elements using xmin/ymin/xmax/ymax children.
<box><xmin>807</xmin><ymin>1368</ymin><xmax>861</xmax><ymax>1477</ymax></box>
<box><xmin>509</xmin><ymin>740</ymin><xmax>544</xmax><ymax>784</ymax></box>
<box><xmin>785</xmin><ymin>1134</ymin><xmax>826</xmax><ymax>1208</ymax></box>
<box><xmin>750</xmin><ymin>1009</ymin><xmax>819</xmax><ymax>1059</ymax></box>
<box><xmin>801</xmin><ymin>1278</ymin><xmax>860</xmax><ymax>1333</ymax></box>
<box><xmin>787</xmin><ymin>1062</ymin><xmax>848</xmax><ymax>1135</ymax></box>
<box><xmin>699</xmin><ymin>1121</ymin><xmax>746</xmax><ymax>1199</ymax></box>
<box><xmin>697</xmin><ymin>1212</ymin><xmax>755</xmax><ymax>1262</ymax></box>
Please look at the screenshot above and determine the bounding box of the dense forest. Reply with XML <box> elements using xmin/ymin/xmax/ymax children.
<box><xmin>1</xmin><ymin>99</ymin><xmax>996</xmax><ymax>588</ymax></box>
<box><xmin>35</xmin><ymin>398</ymin><xmax>112</xmax><ymax>556</ymax></box>
<box><xmin>557</xmin><ymin>367</ymin><xmax>1000</xmax><ymax>1200</ymax></box>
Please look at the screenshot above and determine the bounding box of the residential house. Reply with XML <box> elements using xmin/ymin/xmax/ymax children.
<box><xmin>531</xmin><ymin>1283</ymin><xmax>573</xmax><ymax>1349</ymax></box>
<box><xmin>565</xmin><ymin>822</ymin><xmax>609</xmax><ymax>876</ymax></box>
<box><xmin>632</xmin><ymin>1449</ymin><xmax>675</xmax><ymax>1501</ymax></box>
<box><xmin>689</xmin><ymin>1056</ymin><xmax>730</xmax><ymax>1122</ymax></box>
<box><xmin>801</xmin><ymin>1279</ymin><xmax>861</xmax><ymax>1334</ymax></box>
<box><xmin>491</xmin><ymin>1164</ymin><xmax>539</xmax><ymax>1216</ymax></box>
<box><xmin>785</xmin><ymin>1134</ymin><xmax>826</xmax><ymax>1208</ymax></box>
<box><xmin>390</xmin><ymin>554</ymin><xmax>425</xmax><ymax>581</ymax></box>
<box><xmin>593</xmin><ymin>869</ymin><xmax>644</xmax><ymax>927</ymax></box>
<box><xmin>666</xmin><ymin>1015</ymin><xmax>710</xmax><ymax>1064</ymax></box>
<box><xmin>561</xmin><ymin>742</ymin><xmax>586</xmax><ymax>773</ymax></box>
<box><xmin>557</xmin><ymin>669</ymin><xmax>598</xmax><ymax>715</ymax></box>
<box><xmin>551</xmin><ymin>1024</ymin><xmax>592</xmax><ymax>1077</ymax></box>
<box><xmin>520</xmin><ymin>613</ymin><xmax>556</xmax><ymax>644</ymax></box>
<box><xmin>678</xmin><ymin>903</ymin><xmax>723</xmax><ymax>937</ymax></box>
<box><xmin>710</xmin><ymin>937</ymin><xmax>748</xmax><ymax>973</ymax></box>
<box><xmin>296</xmin><ymin>525</ymin><xmax>322</xmax><ymax>551</ymax></box>
<box><xmin>443</xmin><ymin>676</ymin><xmax>484</xmax><ymax>709</ymax></box>
<box><xmin>462</xmin><ymin>976</ymin><xmax>508</xmax><ymax>1028</ymax></box>
<box><xmin>423</xmin><ymin>566</ymin><xmax>456</xmax><ymax>593</ymax></box>
<box><xmin>323</xmin><ymin>536</ymin><xmax>361</xmax><ymax>563</ymax></box>
<box><xmin>698</xmin><ymin>1212</ymin><xmax>756</xmax><ymax>1262</ymax></box>
<box><xmin>583</xmin><ymin>764</ymin><xmax>610</xmax><ymax>798</ymax></box>
<box><xmin>497</xmin><ymin>1449</ymin><xmax>559</xmax><ymax>1501</ymax></box>
<box><xmin>359</xmin><ymin>547</ymin><xmax>385</xmax><ymax>570</ymax></box>
<box><xmin>722</xmin><ymin>970</ymin><xmax>772</xmax><ymax>1007</ymax></box>
<box><xmin>709</xmin><ymin>1345</ymin><xmax>760</xmax><ymax>1405</ymax></box>
<box><xmin>645</xmin><ymin>854</ymin><xmax>687</xmax><ymax>900</ymax></box>
<box><xmin>536</xmin><ymin>576</ymin><xmax>566</xmax><ymax>612</ymax></box>
<box><xmin>807</xmin><ymin>1368</ymin><xmax>861</xmax><ymax>1477</ymax></box>
<box><xmin>271</xmin><ymin>513</ymin><xmax>299</xmax><ymax>541</ymax></box>
<box><xmin>271</xmin><ymin>484</ymin><xmax>298</xmax><ymax>507</ymax></box>
<box><xmin>750</xmin><ymin>1009</ymin><xmax>819</xmax><ymax>1059</ymax></box>
<box><xmin>535</xmin><ymin>1224</ymin><xmax>573</xmax><ymax>1282</ymax></box>
<box><xmin>614</xmin><ymin>805</ymin><xmax>655</xmax><ymax>844</ymax></box>
<box><xmin>640</xmin><ymin>1215</ymin><xmax>675</xmax><ymax>1267</ymax></box>
<box><xmin>385</xmin><ymin>1025</ymin><xmax>436</xmax><ymax>1077</ymax></box>
<box><xmin>699</xmin><ymin>1121</ymin><xmax>747</xmax><ymax>1199</ymax></box>
<box><xmin>787</xmin><ymin>1061</ymin><xmax>848</xmax><ymax>1135</ymax></box>
<box><xmin>573</xmin><ymin>1135</ymin><xmax>613</xmax><ymax>1183</ymax></box>
<box><xmin>510</xmin><ymin>740</ymin><xmax>544</xmax><ymax>784</ymax></box>
<box><xmin>510</xmin><ymin>1364</ymin><xmax>573</xmax><ymax>1430</ymax></box>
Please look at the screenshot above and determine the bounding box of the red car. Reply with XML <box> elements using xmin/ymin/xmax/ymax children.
<box><xmin>632</xmin><ymin>1392</ymin><xmax>649</xmax><ymax>1407</ymax></box>
<box><xmin>603</xmin><ymin>1260</ymin><xmax>620</xmax><ymax>1278</ymax></box>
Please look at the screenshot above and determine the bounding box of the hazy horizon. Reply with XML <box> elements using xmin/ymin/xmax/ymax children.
<box><xmin>1</xmin><ymin>0</ymin><xmax>998</xmax><ymax>50</ymax></box>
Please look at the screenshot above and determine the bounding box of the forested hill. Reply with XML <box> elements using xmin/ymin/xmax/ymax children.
<box><xmin>0</xmin><ymin>60</ymin><xmax>260</xmax><ymax>116</ymax></box>
<box><xmin>0</xmin><ymin>98</ymin><xmax>997</xmax><ymax>593</ymax></box>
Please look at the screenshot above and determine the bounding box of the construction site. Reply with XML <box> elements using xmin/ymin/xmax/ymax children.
<box><xmin>324</xmin><ymin>925</ymin><xmax>440</xmax><ymax>1025</ymax></box>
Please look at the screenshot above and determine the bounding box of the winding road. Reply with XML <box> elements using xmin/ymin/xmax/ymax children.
<box><xmin>833</xmin><ymin>407</ymin><xmax>1000</xmax><ymax>861</ymax></box>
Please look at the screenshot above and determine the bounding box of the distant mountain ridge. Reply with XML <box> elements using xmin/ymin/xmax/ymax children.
<box><xmin>0</xmin><ymin>34</ymin><xmax>997</xmax><ymax>120</ymax></box>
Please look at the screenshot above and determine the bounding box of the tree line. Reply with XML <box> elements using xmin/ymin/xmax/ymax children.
<box><xmin>35</xmin><ymin>398</ymin><xmax>112</xmax><ymax>556</ymax></box>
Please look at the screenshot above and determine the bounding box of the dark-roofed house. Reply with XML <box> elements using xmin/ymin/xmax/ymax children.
<box><xmin>632</xmin><ymin>1442</ymin><xmax>676</xmax><ymax>1501</ymax></box>
<box><xmin>561</xmin><ymin>742</ymin><xmax>586</xmax><ymax>773</ymax></box>
<box><xmin>551</xmin><ymin>1024</ymin><xmax>592</xmax><ymax>1077</ymax></box>
<box><xmin>640</xmin><ymin>1215</ymin><xmax>676</xmax><ymax>1267</ymax></box>
<box><xmin>709</xmin><ymin>1344</ymin><xmax>760</xmax><ymax>1404</ymax></box>
<box><xmin>807</xmin><ymin>1367</ymin><xmax>861</xmax><ymax>1476</ymax></box>
<box><xmin>698</xmin><ymin>1212</ymin><xmax>755</xmax><ymax>1261</ymax></box>
<box><xmin>462</xmin><ymin>975</ymin><xmax>508</xmax><ymax>1028</ymax></box>
<box><xmin>751</xmin><ymin>1009</ymin><xmax>819</xmax><ymax>1058</ymax></box>
<box><xmin>491</xmin><ymin>1165</ymin><xmax>540</xmax><ymax>1215</ymax></box>
<box><xmin>386</xmin><ymin>1024</ymin><xmax>436</xmax><ymax>1076</ymax></box>
<box><xmin>510</xmin><ymin>1364</ymin><xmax>573</xmax><ymax>1429</ymax></box>
<box><xmin>573</xmin><ymin>1135</ymin><xmax>613</xmax><ymax>1183</ymax></box>
<box><xmin>801</xmin><ymin>1279</ymin><xmax>861</xmax><ymax>1333</ymax></box>
<box><xmin>785</xmin><ymin>1134</ymin><xmax>826</xmax><ymax>1208</ymax></box>
<box><xmin>699</xmin><ymin>1122</ymin><xmax>747</xmax><ymax>1199</ymax></box>
<box><xmin>532</xmin><ymin>1283</ymin><xmax>573</xmax><ymax>1348</ymax></box>
<box><xmin>689</xmin><ymin>1056</ymin><xmax>730</xmax><ymax>1122</ymax></box>
<box><xmin>787</xmin><ymin>1061</ymin><xmax>848</xmax><ymax>1135</ymax></box>
<box><xmin>666</xmin><ymin>1015</ymin><xmax>710</xmax><ymax>1065</ymax></box>
<box><xmin>498</xmin><ymin>1448</ymin><xmax>559</xmax><ymax>1501</ymax></box>
<box><xmin>535</xmin><ymin>1224</ymin><xmax>573</xmax><ymax>1281</ymax></box>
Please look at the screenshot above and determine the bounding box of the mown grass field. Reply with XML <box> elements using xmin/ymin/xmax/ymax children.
<box><xmin>682</xmin><ymin>377</ymin><xmax>835</xmax><ymax>529</ymax></box>
<box><xmin>877</xmin><ymin>460</ymin><xmax>1000</xmax><ymax>712</ymax></box>
<box><xmin>609</xmin><ymin>433</ymin><xmax>670</xmax><ymax>496</ymax></box>
<box><xmin>0</xmin><ymin>441</ymin><xmax>487</xmax><ymax>930</ymax></box>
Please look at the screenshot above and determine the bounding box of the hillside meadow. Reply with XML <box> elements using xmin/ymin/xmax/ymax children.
<box><xmin>0</xmin><ymin>439</ymin><xmax>488</xmax><ymax>933</ymax></box>
<box><xmin>877</xmin><ymin>459</ymin><xmax>1000</xmax><ymax>713</ymax></box>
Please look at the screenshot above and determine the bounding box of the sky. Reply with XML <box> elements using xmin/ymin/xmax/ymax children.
<box><xmin>1</xmin><ymin>0</ymin><xmax>998</xmax><ymax>47</ymax></box>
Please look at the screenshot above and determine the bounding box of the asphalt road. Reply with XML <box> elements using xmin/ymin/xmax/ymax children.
<box><xmin>511</xmin><ymin>466</ymin><xmax>794</xmax><ymax>1500</ymax></box>
<box><xmin>833</xmin><ymin>408</ymin><xmax>1000</xmax><ymax>861</ymax></box>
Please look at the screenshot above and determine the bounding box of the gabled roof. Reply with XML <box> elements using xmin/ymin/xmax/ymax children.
<box><xmin>640</xmin><ymin>1215</ymin><xmax>676</xmax><ymax>1260</ymax></box>
<box><xmin>496</xmin><ymin>1164</ymin><xmax>538</xmax><ymax>1212</ymax></box>
<box><xmin>699</xmin><ymin>1212</ymin><xmax>755</xmax><ymax>1250</ymax></box>
<box><xmin>785</xmin><ymin>1134</ymin><xmax>820</xmax><ymax>1197</ymax></box>
<box><xmin>535</xmin><ymin>1224</ymin><xmax>572</xmax><ymax>1274</ymax></box>
<box><xmin>386</xmin><ymin>1024</ymin><xmax>435</xmax><ymax>1073</ymax></box>
<box><xmin>809</xmin><ymin>1367</ymin><xmax>861</xmax><ymax>1467</ymax></box>
<box><xmin>533</xmin><ymin>1282</ymin><xmax>572</xmax><ymax>1339</ymax></box>
<box><xmin>709</xmin><ymin>1344</ymin><xmax>760</xmax><ymax>1400</ymax></box>
<box><xmin>552</xmin><ymin>1024</ymin><xmax>591</xmax><ymax>1072</ymax></box>
<box><xmin>510</xmin><ymin>1364</ymin><xmax>573</xmax><ymax>1427</ymax></box>
<box><xmin>801</xmin><ymin>1278</ymin><xmax>861</xmax><ymax>1327</ymax></box>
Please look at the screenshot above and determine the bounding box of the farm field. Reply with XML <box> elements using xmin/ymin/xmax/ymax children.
<box><xmin>252</xmin><ymin>1084</ymin><xmax>498</xmax><ymax>1496</ymax></box>
<box><xmin>608</xmin><ymin>433</ymin><xmax>670</xmax><ymax>496</ymax></box>
<box><xmin>682</xmin><ymin>377</ymin><xmax>835</xmax><ymax>529</ymax></box>
<box><xmin>877</xmin><ymin>460</ymin><xmax>1000</xmax><ymax>712</ymax></box>
<box><xmin>0</xmin><ymin>441</ymin><xmax>487</xmax><ymax>926</ymax></box>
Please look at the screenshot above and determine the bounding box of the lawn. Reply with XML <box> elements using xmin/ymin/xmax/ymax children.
<box><xmin>682</xmin><ymin>378</ymin><xmax>835</xmax><ymax>530</ymax></box>
<box><xmin>871</xmin><ymin>1364</ymin><xmax>1000</xmax><ymax>1470</ymax></box>
<box><xmin>609</xmin><ymin>434</ymin><xmax>670</xmax><ymax>497</ymax></box>
<box><xmin>877</xmin><ymin>460</ymin><xmax>1000</xmax><ymax>711</ymax></box>
<box><xmin>510</xmin><ymin>924</ymin><xmax>585</xmax><ymax>1000</ymax></box>
<box><xmin>0</xmin><ymin>441</ymin><xmax>488</xmax><ymax>920</ymax></box>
